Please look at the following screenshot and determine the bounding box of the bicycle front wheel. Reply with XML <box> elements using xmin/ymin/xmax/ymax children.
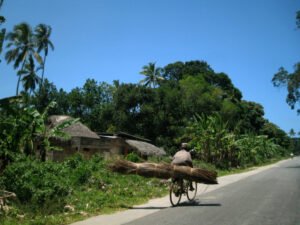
<box><xmin>169</xmin><ymin>181</ymin><xmax>182</xmax><ymax>206</ymax></box>
<box><xmin>187</xmin><ymin>181</ymin><xmax>197</xmax><ymax>201</ymax></box>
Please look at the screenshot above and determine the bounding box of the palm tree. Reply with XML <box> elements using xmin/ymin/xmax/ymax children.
<box><xmin>289</xmin><ymin>128</ymin><xmax>296</xmax><ymax>137</ymax></box>
<box><xmin>0</xmin><ymin>26</ymin><xmax>5</xmax><ymax>56</ymax></box>
<box><xmin>0</xmin><ymin>0</ymin><xmax>6</xmax><ymax>57</ymax></box>
<box><xmin>17</xmin><ymin>55</ymin><xmax>40</xmax><ymax>94</ymax></box>
<box><xmin>34</xmin><ymin>24</ymin><xmax>54</xmax><ymax>86</ymax></box>
<box><xmin>5</xmin><ymin>23</ymin><xmax>42</xmax><ymax>95</ymax></box>
<box><xmin>139</xmin><ymin>62</ymin><xmax>164</xmax><ymax>88</ymax></box>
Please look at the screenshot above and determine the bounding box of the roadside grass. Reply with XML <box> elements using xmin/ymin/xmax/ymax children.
<box><xmin>0</xmin><ymin>154</ymin><xmax>287</xmax><ymax>225</ymax></box>
<box><xmin>0</xmin><ymin>154</ymin><xmax>169</xmax><ymax>225</ymax></box>
<box><xmin>216</xmin><ymin>156</ymin><xmax>288</xmax><ymax>177</ymax></box>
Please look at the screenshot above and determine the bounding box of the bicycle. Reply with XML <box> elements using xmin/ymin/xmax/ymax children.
<box><xmin>169</xmin><ymin>179</ymin><xmax>198</xmax><ymax>206</ymax></box>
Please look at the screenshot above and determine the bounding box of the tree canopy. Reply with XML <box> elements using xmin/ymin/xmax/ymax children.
<box><xmin>272</xmin><ymin>10</ymin><xmax>300</xmax><ymax>114</ymax></box>
<box><xmin>21</xmin><ymin>60</ymin><xmax>290</xmax><ymax>158</ymax></box>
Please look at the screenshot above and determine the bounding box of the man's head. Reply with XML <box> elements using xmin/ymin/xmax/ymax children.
<box><xmin>181</xmin><ymin>143</ymin><xmax>188</xmax><ymax>150</ymax></box>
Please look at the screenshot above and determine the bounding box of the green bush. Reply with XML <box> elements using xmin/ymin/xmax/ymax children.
<box><xmin>0</xmin><ymin>157</ymin><xmax>70</xmax><ymax>208</ymax></box>
<box><xmin>125</xmin><ymin>152</ymin><xmax>142</xmax><ymax>162</ymax></box>
<box><xmin>193</xmin><ymin>160</ymin><xmax>217</xmax><ymax>171</ymax></box>
<box><xmin>63</xmin><ymin>154</ymin><xmax>98</xmax><ymax>185</ymax></box>
<box><xmin>63</xmin><ymin>153</ymin><xmax>84</xmax><ymax>169</ymax></box>
<box><xmin>72</xmin><ymin>163</ymin><xmax>92</xmax><ymax>185</ymax></box>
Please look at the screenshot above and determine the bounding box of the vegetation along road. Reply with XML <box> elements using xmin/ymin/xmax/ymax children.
<box><xmin>124</xmin><ymin>157</ymin><xmax>300</xmax><ymax>225</ymax></box>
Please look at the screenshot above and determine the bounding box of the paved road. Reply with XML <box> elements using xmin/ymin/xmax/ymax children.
<box><xmin>124</xmin><ymin>157</ymin><xmax>300</xmax><ymax>225</ymax></box>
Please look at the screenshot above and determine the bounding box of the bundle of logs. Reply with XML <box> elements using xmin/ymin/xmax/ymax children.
<box><xmin>109</xmin><ymin>160</ymin><xmax>218</xmax><ymax>184</ymax></box>
<box><xmin>0</xmin><ymin>190</ymin><xmax>16</xmax><ymax>211</ymax></box>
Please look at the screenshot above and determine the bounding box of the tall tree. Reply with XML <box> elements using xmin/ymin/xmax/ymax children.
<box><xmin>0</xmin><ymin>0</ymin><xmax>6</xmax><ymax>60</ymax></box>
<box><xmin>272</xmin><ymin>64</ymin><xmax>300</xmax><ymax>113</ymax></box>
<box><xmin>34</xmin><ymin>24</ymin><xmax>54</xmax><ymax>86</ymax></box>
<box><xmin>272</xmin><ymin>10</ymin><xmax>300</xmax><ymax>114</ymax></box>
<box><xmin>17</xmin><ymin>55</ymin><xmax>40</xmax><ymax>94</ymax></box>
<box><xmin>237</xmin><ymin>101</ymin><xmax>265</xmax><ymax>134</ymax></box>
<box><xmin>139</xmin><ymin>62</ymin><xmax>164</xmax><ymax>88</ymax></box>
<box><xmin>289</xmin><ymin>128</ymin><xmax>296</xmax><ymax>137</ymax></box>
<box><xmin>5</xmin><ymin>23</ymin><xmax>42</xmax><ymax>95</ymax></box>
<box><xmin>297</xmin><ymin>10</ymin><xmax>300</xmax><ymax>28</ymax></box>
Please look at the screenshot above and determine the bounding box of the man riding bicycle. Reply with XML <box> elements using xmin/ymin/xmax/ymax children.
<box><xmin>171</xmin><ymin>143</ymin><xmax>194</xmax><ymax>191</ymax></box>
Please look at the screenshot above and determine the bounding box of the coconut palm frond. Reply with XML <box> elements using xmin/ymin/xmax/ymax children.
<box><xmin>33</xmin><ymin>51</ymin><xmax>43</xmax><ymax>65</ymax></box>
<box><xmin>139</xmin><ymin>62</ymin><xmax>164</xmax><ymax>88</ymax></box>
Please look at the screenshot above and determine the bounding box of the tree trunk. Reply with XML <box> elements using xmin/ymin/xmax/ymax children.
<box><xmin>16</xmin><ymin>75</ymin><xmax>21</xmax><ymax>95</ymax></box>
<box><xmin>40</xmin><ymin>54</ymin><xmax>46</xmax><ymax>87</ymax></box>
<box><xmin>40</xmin><ymin>143</ymin><xmax>46</xmax><ymax>162</ymax></box>
<box><xmin>16</xmin><ymin>60</ymin><xmax>27</xmax><ymax>95</ymax></box>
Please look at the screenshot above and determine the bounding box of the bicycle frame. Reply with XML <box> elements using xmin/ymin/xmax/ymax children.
<box><xmin>169</xmin><ymin>179</ymin><xmax>197</xmax><ymax>206</ymax></box>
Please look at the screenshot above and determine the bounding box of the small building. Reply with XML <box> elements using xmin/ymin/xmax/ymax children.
<box><xmin>45</xmin><ymin>116</ymin><xmax>166</xmax><ymax>161</ymax></box>
<box><xmin>98</xmin><ymin>132</ymin><xmax>166</xmax><ymax>159</ymax></box>
<box><xmin>46</xmin><ymin>115</ymin><xmax>104</xmax><ymax>161</ymax></box>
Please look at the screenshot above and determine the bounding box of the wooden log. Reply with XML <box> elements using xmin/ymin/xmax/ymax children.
<box><xmin>0</xmin><ymin>190</ymin><xmax>16</xmax><ymax>211</ymax></box>
<box><xmin>109</xmin><ymin>160</ymin><xmax>218</xmax><ymax>184</ymax></box>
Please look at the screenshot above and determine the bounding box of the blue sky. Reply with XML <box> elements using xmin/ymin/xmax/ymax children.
<box><xmin>1</xmin><ymin>0</ymin><xmax>299</xmax><ymax>134</ymax></box>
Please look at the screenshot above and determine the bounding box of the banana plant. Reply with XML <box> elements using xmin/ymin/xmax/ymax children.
<box><xmin>184</xmin><ymin>113</ymin><xmax>235</xmax><ymax>168</ymax></box>
<box><xmin>23</xmin><ymin>101</ymin><xmax>79</xmax><ymax>161</ymax></box>
<box><xmin>0</xmin><ymin>98</ymin><xmax>79</xmax><ymax>167</ymax></box>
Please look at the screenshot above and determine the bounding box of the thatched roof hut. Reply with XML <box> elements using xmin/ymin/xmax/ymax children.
<box><xmin>45</xmin><ymin>116</ymin><xmax>166</xmax><ymax>160</ymax></box>
<box><xmin>125</xmin><ymin>139</ymin><xmax>166</xmax><ymax>157</ymax></box>
<box><xmin>48</xmin><ymin>115</ymin><xmax>99</xmax><ymax>139</ymax></box>
<box><xmin>98</xmin><ymin>132</ymin><xmax>166</xmax><ymax>158</ymax></box>
<box><xmin>45</xmin><ymin>115</ymin><xmax>102</xmax><ymax>161</ymax></box>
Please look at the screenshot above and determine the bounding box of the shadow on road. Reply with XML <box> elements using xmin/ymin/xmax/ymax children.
<box><xmin>178</xmin><ymin>199</ymin><xmax>222</xmax><ymax>207</ymax></box>
<box><xmin>283</xmin><ymin>165</ymin><xmax>300</xmax><ymax>169</ymax></box>
<box><xmin>129</xmin><ymin>206</ymin><xmax>169</xmax><ymax>210</ymax></box>
<box><xmin>129</xmin><ymin>200</ymin><xmax>221</xmax><ymax>210</ymax></box>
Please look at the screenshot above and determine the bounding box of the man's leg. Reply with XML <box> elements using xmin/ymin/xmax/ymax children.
<box><xmin>187</xmin><ymin>162</ymin><xmax>194</xmax><ymax>191</ymax></box>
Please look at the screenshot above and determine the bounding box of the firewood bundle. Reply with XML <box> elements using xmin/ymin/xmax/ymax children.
<box><xmin>109</xmin><ymin>160</ymin><xmax>218</xmax><ymax>184</ymax></box>
<box><xmin>0</xmin><ymin>190</ymin><xmax>16</xmax><ymax>211</ymax></box>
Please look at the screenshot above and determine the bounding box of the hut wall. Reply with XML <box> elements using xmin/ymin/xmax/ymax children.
<box><xmin>45</xmin><ymin>135</ymin><xmax>161</xmax><ymax>162</ymax></box>
<box><xmin>78</xmin><ymin>137</ymin><xmax>107</xmax><ymax>159</ymax></box>
<box><xmin>96</xmin><ymin>137</ymin><xmax>124</xmax><ymax>157</ymax></box>
<box><xmin>51</xmin><ymin>146</ymin><xmax>77</xmax><ymax>162</ymax></box>
<box><xmin>50</xmin><ymin>137</ymin><xmax>125</xmax><ymax>161</ymax></box>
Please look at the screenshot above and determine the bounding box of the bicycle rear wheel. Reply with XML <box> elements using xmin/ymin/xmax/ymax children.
<box><xmin>187</xmin><ymin>181</ymin><xmax>197</xmax><ymax>201</ymax></box>
<box><xmin>169</xmin><ymin>180</ymin><xmax>182</xmax><ymax>206</ymax></box>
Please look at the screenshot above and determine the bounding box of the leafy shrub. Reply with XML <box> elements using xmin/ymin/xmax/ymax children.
<box><xmin>193</xmin><ymin>160</ymin><xmax>217</xmax><ymax>171</ymax></box>
<box><xmin>63</xmin><ymin>154</ymin><xmax>94</xmax><ymax>185</ymax></box>
<box><xmin>63</xmin><ymin>153</ymin><xmax>84</xmax><ymax>169</ymax></box>
<box><xmin>0</xmin><ymin>157</ymin><xmax>70</xmax><ymax>208</ymax></box>
<box><xmin>125</xmin><ymin>152</ymin><xmax>142</xmax><ymax>162</ymax></box>
<box><xmin>72</xmin><ymin>163</ymin><xmax>92</xmax><ymax>185</ymax></box>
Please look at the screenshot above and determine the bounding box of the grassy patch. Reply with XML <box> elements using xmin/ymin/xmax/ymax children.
<box><xmin>0</xmin><ymin>155</ymin><xmax>169</xmax><ymax>225</ymax></box>
<box><xmin>216</xmin><ymin>156</ymin><xmax>288</xmax><ymax>177</ymax></box>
